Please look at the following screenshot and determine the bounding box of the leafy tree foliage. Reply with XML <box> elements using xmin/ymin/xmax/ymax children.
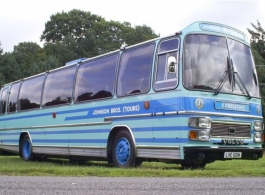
<box><xmin>41</xmin><ymin>9</ymin><xmax>158</xmax><ymax>64</ymax></box>
<box><xmin>247</xmin><ymin>20</ymin><xmax>265</xmax><ymax>119</ymax></box>
<box><xmin>247</xmin><ymin>21</ymin><xmax>265</xmax><ymax>84</ymax></box>
<box><xmin>0</xmin><ymin>41</ymin><xmax>3</xmax><ymax>55</ymax></box>
<box><xmin>247</xmin><ymin>20</ymin><xmax>265</xmax><ymax>61</ymax></box>
<box><xmin>41</xmin><ymin>9</ymin><xmax>104</xmax><ymax>43</ymax></box>
<box><xmin>0</xmin><ymin>9</ymin><xmax>158</xmax><ymax>86</ymax></box>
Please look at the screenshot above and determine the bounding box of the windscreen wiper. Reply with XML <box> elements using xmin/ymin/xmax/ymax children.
<box><xmin>214</xmin><ymin>58</ymin><xmax>252</xmax><ymax>99</ymax></box>
<box><xmin>231</xmin><ymin>59</ymin><xmax>252</xmax><ymax>99</ymax></box>
<box><xmin>214</xmin><ymin>57</ymin><xmax>231</xmax><ymax>95</ymax></box>
<box><xmin>214</xmin><ymin>70</ymin><xmax>228</xmax><ymax>95</ymax></box>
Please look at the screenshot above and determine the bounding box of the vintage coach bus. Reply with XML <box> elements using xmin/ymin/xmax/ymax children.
<box><xmin>0</xmin><ymin>21</ymin><xmax>263</xmax><ymax>168</ymax></box>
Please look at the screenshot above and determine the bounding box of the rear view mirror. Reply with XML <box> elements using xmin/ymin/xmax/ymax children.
<box><xmin>167</xmin><ymin>56</ymin><xmax>177</xmax><ymax>73</ymax></box>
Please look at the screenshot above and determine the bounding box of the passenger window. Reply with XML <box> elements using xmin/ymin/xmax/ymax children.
<box><xmin>18</xmin><ymin>75</ymin><xmax>45</xmax><ymax>111</ymax></box>
<box><xmin>42</xmin><ymin>66</ymin><xmax>76</xmax><ymax>107</ymax></box>
<box><xmin>155</xmin><ymin>38</ymin><xmax>179</xmax><ymax>91</ymax></box>
<box><xmin>0</xmin><ymin>88</ymin><xmax>9</xmax><ymax>114</ymax></box>
<box><xmin>117</xmin><ymin>43</ymin><xmax>154</xmax><ymax>96</ymax></box>
<box><xmin>8</xmin><ymin>82</ymin><xmax>21</xmax><ymax>113</ymax></box>
<box><xmin>74</xmin><ymin>54</ymin><xmax>117</xmax><ymax>102</ymax></box>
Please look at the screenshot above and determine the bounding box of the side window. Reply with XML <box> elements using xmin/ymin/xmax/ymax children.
<box><xmin>8</xmin><ymin>82</ymin><xmax>21</xmax><ymax>113</ymax></box>
<box><xmin>74</xmin><ymin>54</ymin><xmax>117</xmax><ymax>102</ymax></box>
<box><xmin>42</xmin><ymin>66</ymin><xmax>76</xmax><ymax>107</ymax></box>
<box><xmin>0</xmin><ymin>88</ymin><xmax>9</xmax><ymax>114</ymax></box>
<box><xmin>154</xmin><ymin>38</ymin><xmax>179</xmax><ymax>90</ymax></box>
<box><xmin>18</xmin><ymin>75</ymin><xmax>45</xmax><ymax>111</ymax></box>
<box><xmin>117</xmin><ymin>43</ymin><xmax>155</xmax><ymax>96</ymax></box>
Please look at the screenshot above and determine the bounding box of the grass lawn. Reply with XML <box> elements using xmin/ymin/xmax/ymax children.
<box><xmin>0</xmin><ymin>155</ymin><xmax>265</xmax><ymax>177</ymax></box>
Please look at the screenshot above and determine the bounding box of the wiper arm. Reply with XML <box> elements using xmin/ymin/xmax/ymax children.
<box><xmin>214</xmin><ymin>57</ymin><xmax>231</xmax><ymax>95</ymax></box>
<box><xmin>214</xmin><ymin>58</ymin><xmax>252</xmax><ymax>99</ymax></box>
<box><xmin>231</xmin><ymin>59</ymin><xmax>251</xmax><ymax>99</ymax></box>
<box><xmin>214</xmin><ymin>71</ymin><xmax>228</xmax><ymax>95</ymax></box>
<box><xmin>234</xmin><ymin>71</ymin><xmax>252</xmax><ymax>99</ymax></box>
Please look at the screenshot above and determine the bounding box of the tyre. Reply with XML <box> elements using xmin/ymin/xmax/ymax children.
<box><xmin>21</xmin><ymin>134</ymin><xmax>34</xmax><ymax>161</ymax></box>
<box><xmin>181</xmin><ymin>158</ymin><xmax>206</xmax><ymax>169</ymax></box>
<box><xmin>112</xmin><ymin>130</ymin><xmax>137</xmax><ymax>168</ymax></box>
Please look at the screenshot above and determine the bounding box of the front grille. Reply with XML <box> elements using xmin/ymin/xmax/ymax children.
<box><xmin>211</xmin><ymin>122</ymin><xmax>251</xmax><ymax>138</ymax></box>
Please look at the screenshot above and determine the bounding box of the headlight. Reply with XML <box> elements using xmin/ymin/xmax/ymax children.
<box><xmin>189</xmin><ymin>130</ymin><xmax>210</xmax><ymax>141</ymax></box>
<box><xmin>254</xmin><ymin>121</ymin><xmax>264</xmax><ymax>131</ymax></box>
<box><xmin>189</xmin><ymin>117</ymin><xmax>211</xmax><ymax>128</ymax></box>
<box><xmin>254</xmin><ymin>132</ymin><xmax>263</xmax><ymax>143</ymax></box>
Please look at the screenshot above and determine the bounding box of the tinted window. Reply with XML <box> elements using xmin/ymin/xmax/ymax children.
<box><xmin>18</xmin><ymin>75</ymin><xmax>45</xmax><ymax>111</ymax></box>
<box><xmin>8</xmin><ymin>82</ymin><xmax>20</xmax><ymax>113</ymax></box>
<box><xmin>0</xmin><ymin>88</ymin><xmax>8</xmax><ymax>114</ymax></box>
<box><xmin>155</xmin><ymin>38</ymin><xmax>179</xmax><ymax>90</ymax></box>
<box><xmin>42</xmin><ymin>66</ymin><xmax>76</xmax><ymax>107</ymax></box>
<box><xmin>74</xmin><ymin>54</ymin><xmax>117</xmax><ymax>102</ymax></box>
<box><xmin>159</xmin><ymin>38</ymin><xmax>179</xmax><ymax>53</ymax></box>
<box><xmin>117</xmin><ymin>44</ymin><xmax>154</xmax><ymax>96</ymax></box>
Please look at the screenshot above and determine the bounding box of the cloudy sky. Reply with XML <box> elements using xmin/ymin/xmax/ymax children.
<box><xmin>0</xmin><ymin>0</ymin><xmax>264</xmax><ymax>53</ymax></box>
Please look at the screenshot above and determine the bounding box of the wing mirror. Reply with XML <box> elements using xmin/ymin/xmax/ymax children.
<box><xmin>167</xmin><ymin>56</ymin><xmax>177</xmax><ymax>73</ymax></box>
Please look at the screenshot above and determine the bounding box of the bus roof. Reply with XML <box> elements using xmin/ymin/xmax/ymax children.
<box><xmin>181</xmin><ymin>21</ymin><xmax>249</xmax><ymax>44</ymax></box>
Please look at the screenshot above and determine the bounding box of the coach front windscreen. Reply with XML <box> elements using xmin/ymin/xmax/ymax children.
<box><xmin>183</xmin><ymin>34</ymin><xmax>259</xmax><ymax>98</ymax></box>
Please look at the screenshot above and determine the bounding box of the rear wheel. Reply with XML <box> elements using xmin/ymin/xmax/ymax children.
<box><xmin>21</xmin><ymin>135</ymin><xmax>34</xmax><ymax>161</ymax></box>
<box><xmin>112</xmin><ymin>130</ymin><xmax>137</xmax><ymax>168</ymax></box>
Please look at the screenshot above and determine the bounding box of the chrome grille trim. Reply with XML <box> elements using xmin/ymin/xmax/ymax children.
<box><xmin>211</xmin><ymin>121</ymin><xmax>251</xmax><ymax>139</ymax></box>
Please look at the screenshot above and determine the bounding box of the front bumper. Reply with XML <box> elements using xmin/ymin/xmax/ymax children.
<box><xmin>183</xmin><ymin>147</ymin><xmax>263</xmax><ymax>161</ymax></box>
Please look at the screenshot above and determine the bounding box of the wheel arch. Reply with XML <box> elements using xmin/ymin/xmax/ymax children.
<box><xmin>106</xmin><ymin>125</ymin><xmax>136</xmax><ymax>163</ymax></box>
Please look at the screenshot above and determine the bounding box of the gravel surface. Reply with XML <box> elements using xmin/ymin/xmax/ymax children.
<box><xmin>0</xmin><ymin>176</ymin><xmax>264</xmax><ymax>195</ymax></box>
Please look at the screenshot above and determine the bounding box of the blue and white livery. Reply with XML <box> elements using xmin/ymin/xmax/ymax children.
<box><xmin>0</xmin><ymin>21</ymin><xmax>263</xmax><ymax>168</ymax></box>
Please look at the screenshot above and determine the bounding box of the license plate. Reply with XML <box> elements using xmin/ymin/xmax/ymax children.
<box><xmin>224</xmin><ymin>152</ymin><xmax>242</xmax><ymax>158</ymax></box>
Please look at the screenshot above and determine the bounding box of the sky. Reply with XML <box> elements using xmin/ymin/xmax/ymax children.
<box><xmin>0</xmin><ymin>0</ymin><xmax>265</xmax><ymax>53</ymax></box>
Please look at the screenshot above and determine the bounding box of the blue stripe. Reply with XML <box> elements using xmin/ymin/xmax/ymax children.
<box><xmin>136</xmin><ymin>138</ymin><xmax>188</xmax><ymax>143</ymax></box>
<box><xmin>2</xmin><ymin>139</ymin><xmax>19</xmax><ymax>142</ymax></box>
<box><xmin>30</xmin><ymin>129</ymin><xmax>110</xmax><ymax>135</ymax></box>
<box><xmin>3</xmin><ymin>138</ymin><xmax>189</xmax><ymax>144</ymax></box>
<box><xmin>0</xmin><ymin>127</ymin><xmax>256</xmax><ymax>136</ymax></box>
<box><xmin>0</xmin><ymin>132</ymin><xmax>20</xmax><ymax>136</ymax></box>
<box><xmin>0</xmin><ymin>97</ymin><xmax>261</xmax><ymax>122</ymax></box>
<box><xmin>0</xmin><ymin>107</ymin><xmax>91</xmax><ymax>122</ymax></box>
<box><xmin>0</xmin><ymin>126</ymin><xmax>188</xmax><ymax>136</ymax></box>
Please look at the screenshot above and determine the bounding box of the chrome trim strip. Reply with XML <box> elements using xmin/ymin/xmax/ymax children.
<box><xmin>137</xmin><ymin>145</ymin><xmax>180</xmax><ymax>149</ymax></box>
<box><xmin>33</xmin><ymin>146</ymin><xmax>107</xmax><ymax>157</ymax></box>
<box><xmin>137</xmin><ymin>146</ymin><xmax>181</xmax><ymax>159</ymax></box>
<box><xmin>0</xmin><ymin>144</ymin><xmax>19</xmax><ymax>153</ymax></box>
<box><xmin>178</xmin><ymin>110</ymin><xmax>263</xmax><ymax>119</ymax></box>
<box><xmin>165</xmin><ymin>111</ymin><xmax>178</xmax><ymax>115</ymax></box>
<box><xmin>211</xmin><ymin>121</ymin><xmax>251</xmax><ymax>125</ymax></box>
<box><xmin>104</xmin><ymin>113</ymin><xmax>152</xmax><ymax>121</ymax></box>
<box><xmin>211</xmin><ymin>136</ymin><xmax>250</xmax><ymax>139</ymax></box>
<box><xmin>0</xmin><ymin>121</ymin><xmax>112</xmax><ymax>131</ymax></box>
<box><xmin>105</xmin><ymin>110</ymin><xmax>262</xmax><ymax>122</ymax></box>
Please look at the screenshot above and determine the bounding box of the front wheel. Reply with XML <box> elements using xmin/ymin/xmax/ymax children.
<box><xmin>181</xmin><ymin>158</ymin><xmax>206</xmax><ymax>169</ymax></box>
<box><xmin>21</xmin><ymin>134</ymin><xmax>34</xmax><ymax>161</ymax></box>
<box><xmin>112</xmin><ymin>130</ymin><xmax>137</xmax><ymax>168</ymax></box>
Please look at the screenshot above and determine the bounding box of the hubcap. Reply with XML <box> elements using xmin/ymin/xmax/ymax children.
<box><xmin>115</xmin><ymin>137</ymin><xmax>130</xmax><ymax>164</ymax></box>
<box><xmin>23</xmin><ymin>139</ymin><xmax>30</xmax><ymax>158</ymax></box>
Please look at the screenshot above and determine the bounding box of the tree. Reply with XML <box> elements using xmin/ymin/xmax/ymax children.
<box><xmin>247</xmin><ymin>20</ymin><xmax>265</xmax><ymax>121</ymax></box>
<box><xmin>41</xmin><ymin>9</ymin><xmax>104</xmax><ymax>44</ymax></box>
<box><xmin>0</xmin><ymin>41</ymin><xmax>3</xmax><ymax>55</ymax></box>
<box><xmin>41</xmin><ymin>9</ymin><xmax>159</xmax><ymax>59</ymax></box>
<box><xmin>13</xmin><ymin>42</ymin><xmax>46</xmax><ymax>77</ymax></box>
<box><xmin>0</xmin><ymin>9</ymin><xmax>159</xmax><ymax>85</ymax></box>
<box><xmin>247</xmin><ymin>20</ymin><xmax>265</xmax><ymax>61</ymax></box>
<box><xmin>0</xmin><ymin>52</ymin><xmax>21</xmax><ymax>84</ymax></box>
